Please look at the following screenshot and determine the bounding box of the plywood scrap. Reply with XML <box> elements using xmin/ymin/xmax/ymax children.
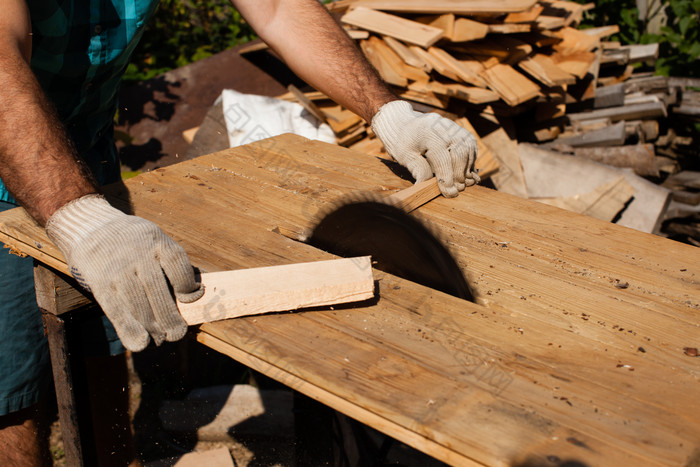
<box><xmin>535</xmin><ymin>176</ymin><xmax>636</xmax><ymax>222</ymax></box>
<box><xmin>519</xmin><ymin>143</ymin><xmax>670</xmax><ymax>233</ymax></box>
<box><xmin>178</xmin><ymin>257</ymin><xmax>375</xmax><ymax>325</ymax></box>
<box><xmin>480</xmin><ymin>64</ymin><xmax>540</xmax><ymax>107</ymax></box>
<box><xmin>342</xmin><ymin>7</ymin><xmax>443</xmax><ymax>48</ymax></box>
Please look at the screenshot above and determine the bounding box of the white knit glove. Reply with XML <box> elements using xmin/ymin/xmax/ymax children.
<box><xmin>371</xmin><ymin>100</ymin><xmax>480</xmax><ymax>197</ymax></box>
<box><xmin>46</xmin><ymin>194</ymin><xmax>204</xmax><ymax>352</ymax></box>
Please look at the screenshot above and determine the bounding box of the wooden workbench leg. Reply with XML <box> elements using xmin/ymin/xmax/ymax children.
<box><xmin>35</xmin><ymin>263</ymin><xmax>98</xmax><ymax>467</ymax></box>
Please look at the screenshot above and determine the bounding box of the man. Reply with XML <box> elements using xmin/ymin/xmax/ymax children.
<box><xmin>0</xmin><ymin>0</ymin><xmax>479</xmax><ymax>464</ymax></box>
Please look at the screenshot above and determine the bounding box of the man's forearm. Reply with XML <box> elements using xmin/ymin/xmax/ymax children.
<box><xmin>0</xmin><ymin>49</ymin><xmax>97</xmax><ymax>226</ymax></box>
<box><xmin>233</xmin><ymin>0</ymin><xmax>397</xmax><ymax>122</ymax></box>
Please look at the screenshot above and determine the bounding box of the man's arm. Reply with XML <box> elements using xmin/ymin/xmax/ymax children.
<box><xmin>0</xmin><ymin>0</ymin><xmax>97</xmax><ymax>226</ymax></box>
<box><xmin>0</xmin><ymin>1</ymin><xmax>202</xmax><ymax>351</ymax></box>
<box><xmin>231</xmin><ymin>0</ymin><xmax>479</xmax><ymax>196</ymax></box>
<box><xmin>231</xmin><ymin>0</ymin><xmax>396</xmax><ymax>123</ymax></box>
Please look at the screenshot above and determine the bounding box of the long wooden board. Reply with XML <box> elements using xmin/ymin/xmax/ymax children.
<box><xmin>341</xmin><ymin>7</ymin><xmax>443</xmax><ymax>48</ymax></box>
<box><xmin>1</xmin><ymin>134</ymin><xmax>698</xmax><ymax>466</ymax></box>
<box><xmin>352</xmin><ymin>0</ymin><xmax>539</xmax><ymax>14</ymax></box>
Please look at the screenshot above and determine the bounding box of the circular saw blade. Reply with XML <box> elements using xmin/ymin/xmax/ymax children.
<box><xmin>306</xmin><ymin>200</ymin><xmax>474</xmax><ymax>302</ymax></box>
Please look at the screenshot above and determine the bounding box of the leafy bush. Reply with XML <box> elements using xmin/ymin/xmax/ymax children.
<box><xmin>123</xmin><ymin>0</ymin><xmax>257</xmax><ymax>85</ymax></box>
<box><xmin>578</xmin><ymin>0</ymin><xmax>700</xmax><ymax>77</ymax></box>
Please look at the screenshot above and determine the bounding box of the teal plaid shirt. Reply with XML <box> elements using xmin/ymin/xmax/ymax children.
<box><xmin>0</xmin><ymin>0</ymin><xmax>159</xmax><ymax>203</ymax></box>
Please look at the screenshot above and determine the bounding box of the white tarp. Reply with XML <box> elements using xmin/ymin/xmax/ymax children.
<box><xmin>220</xmin><ymin>89</ymin><xmax>335</xmax><ymax>148</ymax></box>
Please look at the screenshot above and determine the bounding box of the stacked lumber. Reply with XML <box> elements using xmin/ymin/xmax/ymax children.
<box><xmin>240</xmin><ymin>0</ymin><xmax>699</xmax><ymax>244</ymax></box>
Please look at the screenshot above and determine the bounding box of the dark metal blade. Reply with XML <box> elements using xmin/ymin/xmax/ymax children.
<box><xmin>306</xmin><ymin>201</ymin><xmax>474</xmax><ymax>302</ymax></box>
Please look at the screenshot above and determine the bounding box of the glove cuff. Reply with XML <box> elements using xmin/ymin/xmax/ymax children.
<box><xmin>46</xmin><ymin>194</ymin><xmax>126</xmax><ymax>252</ymax></box>
<box><xmin>370</xmin><ymin>100</ymin><xmax>414</xmax><ymax>145</ymax></box>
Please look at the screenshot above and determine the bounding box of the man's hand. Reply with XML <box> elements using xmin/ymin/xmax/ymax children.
<box><xmin>46</xmin><ymin>195</ymin><xmax>203</xmax><ymax>351</ymax></box>
<box><xmin>371</xmin><ymin>100</ymin><xmax>480</xmax><ymax>198</ymax></box>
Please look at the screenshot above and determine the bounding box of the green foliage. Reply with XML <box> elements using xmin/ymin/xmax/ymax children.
<box><xmin>123</xmin><ymin>0</ymin><xmax>257</xmax><ymax>85</ymax></box>
<box><xmin>578</xmin><ymin>0</ymin><xmax>700</xmax><ymax>77</ymax></box>
<box><xmin>647</xmin><ymin>0</ymin><xmax>700</xmax><ymax>77</ymax></box>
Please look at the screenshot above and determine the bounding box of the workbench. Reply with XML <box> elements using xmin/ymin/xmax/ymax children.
<box><xmin>1</xmin><ymin>134</ymin><xmax>698</xmax><ymax>466</ymax></box>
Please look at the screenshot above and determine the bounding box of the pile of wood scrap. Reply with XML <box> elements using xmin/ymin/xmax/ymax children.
<box><xmin>239</xmin><ymin>0</ymin><xmax>699</xmax><ymax>244</ymax></box>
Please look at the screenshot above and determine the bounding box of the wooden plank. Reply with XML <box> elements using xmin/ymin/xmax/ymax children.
<box><xmin>541</xmin><ymin>0</ymin><xmax>584</xmax><ymax>27</ymax></box>
<box><xmin>551</xmin><ymin>51</ymin><xmax>597</xmax><ymax>79</ymax></box>
<box><xmin>487</xmin><ymin>23</ymin><xmax>532</xmax><ymax>34</ymax></box>
<box><xmin>574</xmin><ymin>144</ymin><xmax>660</xmax><ymax>177</ymax></box>
<box><xmin>410</xmin><ymin>46</ymin><xmax>457</xmax><ymax>80</ymax></box>
<box><xmin>382</xmin><ymin>36</ymin><xmax>429</xmax><ymax>70</ymax></box>
<box><xmin>398</xmin><ymin>88</ymin><xmax>449</xmax><ymax>108</ymax></box>
<box><xmin>34</xmin><ymin>264</ymin><xmax>92</xmax><ymax>316</ymax></box>
<box><xmin>427</xmin><ymin>48</ymin><xmax>487</xmax><ymax>87</ymax></box>
<box><xmin>369</xmin><ymin>36</ymin><xmax>429</xmax><ymax>82</ymax></box>
<box><xmin>593</xmin><ymin>83</ymin><xmax>626</xmax><ymax>108</ymax></box>
<box><xmin>548</xmin><ymin>121</ymin><xmax>627</xmax><ymax>148</ymax></box>
<box><xmin>178</xmin><ymin>257</ymin><xmax>374</xmax><ymax>325</ymax></box>
<box><xmin>504</xmin><ymin>4</ymin><xmax>544</xmax><ymax>22</ymax></box>
<box><xmin>449</xmin><ymin>36</ymin><xmax>533</xmax><ymax>64</ymax></box>
<box><xmin>621</xmin><ymin>43</ymin><xmax>659</xmax><ymax>63</ymax></box>
<box><xmin>536</xmin><ymin>14</ymin><xmax>567</xmax><ymax>29</ymax></box>
<box><xmin>360</xmin><ymin>39</ymin><xmax>408</xmax><ymax>87</ymax></box>
<box><xmin>341</xmin><ymin>7</ymin><xmax>443</xmax><ymax>48</ymax></box>
<box><xmin>319</xmin><ymin>105</ymin><xmax>364</xmax><ymax>135</ymax></box>
<box><xmin>385</xmin><ymin>178</ymin><xmax>441</xmax><ymax>211</ymax></box>
<box><xmin>480</xmin><ymin>64</ymin><xmax>541</xmax><ymax>107</ymax></box>
<box><xmin>518</xmin><ymin>54</ymin><xmax>576</xmax><ymax>87</ymax></box>
<box><xmin>351</xmin><ymin>0</ymin><xmax>539</xmax><ymax>14</ymax></box>
<box><xmin>449</xmin><ymin>17</ymin><xmax>490</xmax><ymax>42</ymax></box>
<box><xmin>567</xmin><ymin>101</ymin><xmax>667</xmax><ymax>123</ymax></box>
<box><xmin>580</xmin><ymin>25</ymin><xmax>620</xmax><ymax>39</ymax></box>
<box><xmin>554</xmin><ymin>27</ymin><xmax>600</xmax><ymax>55</ymax></box>
<box><xmin>408</xmin><ymin>80</ymin><xmax>500</xmax><ymax>104</ymax></box>
<box><xmin>287</xmin><ymin>84</ymin><xmax>329</xmax><ymax>124</ymax></box>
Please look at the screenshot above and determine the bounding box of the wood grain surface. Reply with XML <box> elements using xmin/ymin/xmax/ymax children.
<box><xmin>0</xmin><ymin>134</ymin><xmax>698</xmax><ymax>466</ymax></box>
